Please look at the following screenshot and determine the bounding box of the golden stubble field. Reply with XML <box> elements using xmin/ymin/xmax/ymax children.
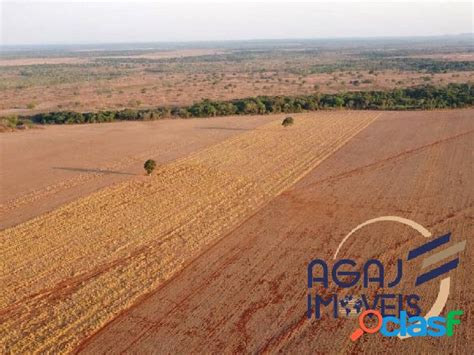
<box><xmin>0</xmin><ymin>111</ymin><xmax>379</xmax><ymax>352</ymax></box>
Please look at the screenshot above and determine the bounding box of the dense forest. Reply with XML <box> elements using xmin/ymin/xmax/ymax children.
<box><xmin>23</xmin><ymin>83</ymin><xmax>473</xmax><ymax>125</ymax></box>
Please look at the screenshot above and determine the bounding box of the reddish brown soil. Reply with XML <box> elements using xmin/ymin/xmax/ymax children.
<box><xmin>0</xmin><ymin>115</ymin><xmax>272</xmax><ymax>228</ymax></box>
<box><xmin>77</xmin><ymin>109</ymin><xmax>473</xmax><ymax>353</ymax></box>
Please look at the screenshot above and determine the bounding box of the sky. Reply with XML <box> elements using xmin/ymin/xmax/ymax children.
<box><xmin>1</xmin><ymin>0</ymin><xmax>473</xmax><ymax>45</ymax></box>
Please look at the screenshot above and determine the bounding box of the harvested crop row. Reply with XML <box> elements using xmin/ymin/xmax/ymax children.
<box><xmin>0</xmin><ymin>111</ymin><xmax>379</xmax><ymax>352</ymax></box>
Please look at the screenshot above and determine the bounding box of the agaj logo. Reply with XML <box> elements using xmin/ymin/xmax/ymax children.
<box><xmin>306</xmin><ymin>216</ymin><xmax>466</xmax><ymax>341</ymax></box>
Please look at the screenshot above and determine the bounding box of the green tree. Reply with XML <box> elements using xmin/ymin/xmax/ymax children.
<box><xmin>144</xmin><ymin>159</ymin><xmax>157</xmax><ymax>175</ymax></box>
<box><xmin>282</xmin><ymin>117</ymin><xmax>294</xmax><ymax>127</ymax></box>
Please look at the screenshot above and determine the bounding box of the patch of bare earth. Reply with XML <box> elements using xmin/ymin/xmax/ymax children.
<box><xmin>0</xmin><ymin>115</ymin><xmax>272</xmax><ymax>228</ymax></box>
<box><xmin>0</xmin><ymin>57</ymin><xmax>90</xmax><ymax>67</ymax></box>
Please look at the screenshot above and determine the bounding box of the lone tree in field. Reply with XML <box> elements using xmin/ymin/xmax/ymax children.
<box><xmin>144</xmin><ymin>159</ymin><xmax>156</xmax><ymax>175</ymax></box>
<box><xmin>282</xmin><ymin>116</ymin><xmax>294</xmax><ymax>127</ymax></box>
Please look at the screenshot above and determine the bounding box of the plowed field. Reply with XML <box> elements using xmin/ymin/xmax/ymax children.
<box><xmin>79</xmin><ymin>109</ymin><xmax>472</xmax><ymax>354</ymax></box>
<box><xmin>1</xmin><ymin>111</ymin><xmax>380</xmax><ymax>352</ymax></box>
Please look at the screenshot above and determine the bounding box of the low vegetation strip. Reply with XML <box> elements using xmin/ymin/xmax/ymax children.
<box><xmin>15</xmin><ymin>83</ymin><xmax>473</xmax><ymax>127</ymax></box>
<box><xmin>0</xmin><ymin>111</ymin><xmax>378</xmax><ymax>352</ymax></box>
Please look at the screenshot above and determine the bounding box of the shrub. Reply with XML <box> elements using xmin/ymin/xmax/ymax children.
<box><xmin>144</xmin><ymin>159</ymin><xmax>156</xmax><ymax>175</ymax></box>
<box><xmin>0</xmin><ymin>115</ymin><xmax>19</xmax><ymax>130</ymax></box>
<box><xmin>282</xmin><ymin>116</ymin><xmax>294</xmax><ymax>127</ymax></box>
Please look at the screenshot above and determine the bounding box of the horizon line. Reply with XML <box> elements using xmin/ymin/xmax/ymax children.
<box><xmin>1</xmin><ymin>33</ymin><xmax>472</xmax><ymax>48</ymax></box>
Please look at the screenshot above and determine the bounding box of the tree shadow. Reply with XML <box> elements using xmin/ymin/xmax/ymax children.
<box><xmin>52</xmin><ymin>167</ymin><xmax>136</xmax><ymax>176</ymax></box>
<box><xmin>196</xmin><ymin>126</ymin><xmax>252</xmax><ymax>131</ymax></box>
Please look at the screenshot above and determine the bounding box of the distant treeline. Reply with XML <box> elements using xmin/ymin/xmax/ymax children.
<box><xmin>25</xmin><ymin>83</ymin><xmax>473</xmax><ymax>125</ymax></box>
<box><xmin>309</xmin><ymin>58</ymin><xmax>474</xmax><ymax>74</ymax></box>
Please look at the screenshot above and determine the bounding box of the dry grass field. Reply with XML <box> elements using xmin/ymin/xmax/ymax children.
<box><xmin>1</xmin><ymin>111</ymin><xmax>378</xmax><ymax>352</ymax></box>
<box><xmin>2</xmin><ymin>69</ymin><xmax>471</xmax><ymax>118</ymax></box>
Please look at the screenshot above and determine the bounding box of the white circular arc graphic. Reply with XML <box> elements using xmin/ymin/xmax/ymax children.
<box><xmin>333</xmin><ymin>216</ymin><xmax>450</xmax><ymax>340</ymax></box>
